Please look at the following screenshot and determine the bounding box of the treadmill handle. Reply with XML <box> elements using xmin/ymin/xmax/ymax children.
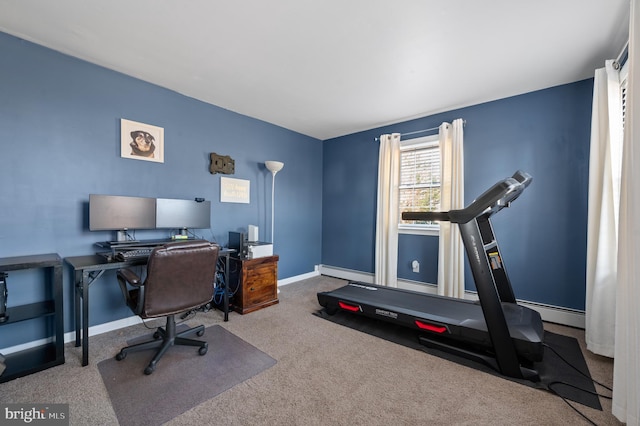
<box><xmin>402</xmin><ymin>170</ymin><xmax>532</xmax><ymax>224</ymax></box>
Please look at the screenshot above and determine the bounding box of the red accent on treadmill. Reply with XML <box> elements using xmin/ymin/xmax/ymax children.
<box><xmin>414</xmin><ymin>320</ymin><xmax>448</xmax><ymax>334</ymax></box>
<box><xmin>338</xmin><ymin>301</ymin><xmax>361</xmax><ymax>312</ymax></box>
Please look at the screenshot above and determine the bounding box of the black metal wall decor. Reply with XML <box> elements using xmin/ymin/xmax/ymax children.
<box><xmin>209</xmin><ymin>153</ymin><xmax>235</xmax><ymax>175</ymax></box>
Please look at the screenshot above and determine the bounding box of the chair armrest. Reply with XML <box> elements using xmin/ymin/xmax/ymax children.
<box><xmin>116</xmin><ymin>268</ymin><xmax>145</xmax><ymax>315</ymax></box>
<box><xmin>117</xmin><ymin>268</ymin><xmax>143</xmax><ymax>286</ymax></box>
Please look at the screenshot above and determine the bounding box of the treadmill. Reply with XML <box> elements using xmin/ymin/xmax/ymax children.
<box><xmin>317</xmin><ymin>171</ymin><xmax>544</xmax><ymax>381</ymax></box>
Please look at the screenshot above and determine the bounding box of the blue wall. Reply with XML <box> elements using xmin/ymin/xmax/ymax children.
<box><xmin>322</xmin><ymin>80</ymin><xmax>593</xmax><ymax>310</ymax></box>
<box><xmin>0</xmin><ymin>33</ymin><xmax>323</xmax><ymax>348</ymax></box>
<box><xmin>0</xmin><ymin>28</ymin><xmax>594</xmax><ymax>351</ymax></box>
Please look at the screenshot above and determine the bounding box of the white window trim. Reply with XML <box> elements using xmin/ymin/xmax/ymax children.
<box><xmin>398</xmin><ymin>134</ymin><xmax>440</xmax><ymax>237</ymax></box>
<box><xmin>398</xmin><ymin>225</ymin><xmax>439</xmax><ymax>237</ymax></box>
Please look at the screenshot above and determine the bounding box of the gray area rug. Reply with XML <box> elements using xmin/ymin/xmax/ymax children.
<box><xmin>98</xmin><ymin>325</ymin><xmax>276</xmax><ymax>426</ymax></box>
<box><xmin>315</xmin><ymin>309</ymin><xmax>601</xmax><ymax>410</ymax></box>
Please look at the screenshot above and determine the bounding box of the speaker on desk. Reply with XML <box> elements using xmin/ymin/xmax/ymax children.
<box><xmin>248</xmin><ymin>225</ymin><xmax>259</xmax><ymax>242</ymax></box>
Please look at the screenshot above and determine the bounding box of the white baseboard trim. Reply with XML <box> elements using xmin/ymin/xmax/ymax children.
<box><xmin>0</xmin><ymin>337</ymin><xmax>55</xmax><ymax>356</ymax></box>
<box><xmin>1</xmin><ymin>316</ymin><xmax>143</xmax><ymax>355</ymax></box>
<box><xmin>0</xmin><ymin>265</ymin><xmax>320</xmax><ymax>355</ymax></box>
<box><xmin>1</xmin><ymin>268</ymin><xmax>324</xmax><ymax>355</ymax></box>
<box><xmin>73</xmin><ymin>316</ymin><xmax>144</xmax><ymax>342</ymax></box>
<box><xmin>319</xmin><ymin>265</ymin><xmax>375</xmax><ymax>284</ymax></box>
<box><xmin>3</xmin><ymin>265</ymin><xmax>583</xmax><ymax>355</ymax></box>
<box><xmin>319</xmin><ymin>264</ymin><xmax>585</xmax><ymax>329</ymax></box>
<box><xmin>278</xmin><ymin>266</ymin><xmax>321</xmax><ymax>287</ymax></box>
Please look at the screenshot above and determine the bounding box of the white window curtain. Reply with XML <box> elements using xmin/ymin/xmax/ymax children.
<box><xmin>612</xmin><ymin>2</ymin><xmax>640</xmax><ymax>423</ymax></box>
<box><xmin>437</xmin><ymin>119</ymin><xmax>465</xmax><ymax>298</ymax></box>
<box><xmin>375</xmin><ymin>133</ymin><xmax>401</xmax><ymax>287</ymax></box>
<box><xmin>585</xmin><ymin>60</ymin><xmax>623</xmax><ymax>358</ymax></box>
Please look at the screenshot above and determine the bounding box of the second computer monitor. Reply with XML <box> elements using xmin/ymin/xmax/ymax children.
<box><xmin>156</xmin><ymin>198</ymin><xmax>211</xmax><ymax>231</ymax></box>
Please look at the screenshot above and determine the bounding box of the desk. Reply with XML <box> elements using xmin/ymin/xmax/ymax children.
<box><xmin>65</xmin><ymin>247</ymin><xmax>233</xmax><ymax>367</ymax></box>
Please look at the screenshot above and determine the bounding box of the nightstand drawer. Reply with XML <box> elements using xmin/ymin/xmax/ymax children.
<box><xmin>245</xmin><ymin>280</ymin><xmax>276</xmax><ymax>304</ymax></box>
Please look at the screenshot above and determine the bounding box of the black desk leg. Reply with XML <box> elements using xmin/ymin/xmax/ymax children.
<box><xmin>81</xmin><ymin>271</ymin><xmax>90</xmax><ymax>366</ymax></box>
<box><xmin>53</xmin><ymin>265</ymin><xmax>64</xmax><ymax>361</ymax></box>
<box><xmin>224</xmin><ymin>254</ymin><xmax>229</xmax><ymax>322</ymax></box>
<box><xmin>74</xmin><ymin>270</ymin><xmax>82</xmax><ymax>347</ymax></box>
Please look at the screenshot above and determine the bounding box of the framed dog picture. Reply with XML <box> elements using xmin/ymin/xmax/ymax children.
<box><xmin>120</xmin><ymin>119</ymin><xmax>164</xmax><ymax>163</ymax></box>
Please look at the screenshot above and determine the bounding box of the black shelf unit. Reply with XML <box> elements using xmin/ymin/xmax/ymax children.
<box><xmin>0</xmin><ymin>253</ymin><xmax>65</xmax><ymax>383</ymax></box>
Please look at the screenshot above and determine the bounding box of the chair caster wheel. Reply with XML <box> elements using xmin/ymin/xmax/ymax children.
<box><xmin>144</xmin><ymin>365</ymin><xmax>155</xmax><ymax>375</ymax></box>
<box><xmin>197</xmin><ymin>329</ymin><xmax>205</xmax><ymax>337</ymax></box>
<box><xmin>115</xmin><ymin>352</ymin><xmax>126</xmax><ymax>361</ymax></box>
<box><xmin>153</xmin><ymin>331</ymin><xmax>161</xmax><ymax>339</ymax></box>
<box><xmin>199</xmin><ymin>345</ymin><xmax>208</xmax><ymax>356</ymax></box>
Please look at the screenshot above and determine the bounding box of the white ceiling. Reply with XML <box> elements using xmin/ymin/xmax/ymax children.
<box><xmin>0</xmin><ymin>0</ymin><xmax>630</xmax><ymax>140</ymax></box>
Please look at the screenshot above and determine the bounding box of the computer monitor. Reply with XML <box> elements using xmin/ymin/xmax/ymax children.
<box><xmin>89</xmin><ymin>194</ymin><xmax>156</xmax><ymax>233</ymax></box>
<box><xmin>155</xmin><ymin>198</ymin><xmax>211</xmax><ymax>232</ymax></box>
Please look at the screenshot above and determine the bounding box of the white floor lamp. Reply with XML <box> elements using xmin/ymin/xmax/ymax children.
<box><xmin>265</xmin><ymin>161</ymin><xmax>284</xmax><ymax>244</ymax></box>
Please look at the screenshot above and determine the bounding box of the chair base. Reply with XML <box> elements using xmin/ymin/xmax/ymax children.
<box><xmin>115</xmin><ymin>315</ymin><xmax>208</xmax><ymax>375</ymax></box>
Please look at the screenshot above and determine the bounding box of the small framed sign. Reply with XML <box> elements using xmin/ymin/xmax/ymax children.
<box><xmin>220</xmin><ymin>177</ymin><xmax>250</xmax><ymax>203</ymax></box>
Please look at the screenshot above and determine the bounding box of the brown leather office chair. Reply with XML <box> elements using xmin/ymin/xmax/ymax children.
<box><xmin>115</xmin><ymin>240</ymin><xmax>219</xmax><ymax>375</ymax></box>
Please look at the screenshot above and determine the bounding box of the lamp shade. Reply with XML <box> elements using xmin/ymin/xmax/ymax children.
<box><xmin>265</xmin><ymin>161</ymin><xmax>284</xmax><ymax>173</ymax></box>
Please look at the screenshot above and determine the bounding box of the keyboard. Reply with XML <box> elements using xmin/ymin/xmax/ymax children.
<box><xmin>116</xmin><ymin>248</ymin><xmax>153</xmax><ymax>261</ymax></box>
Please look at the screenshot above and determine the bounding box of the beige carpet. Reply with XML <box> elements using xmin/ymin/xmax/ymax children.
<box><xmin>0</xmin><ymin>275</ymin><xmax>622</xmax><ymax>425</ymax></box>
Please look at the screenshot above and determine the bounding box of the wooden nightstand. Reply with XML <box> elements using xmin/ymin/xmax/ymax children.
<box><xmin>230</xmin><ymin>255</ymin><xmax>279</xmax><ymax>314</ymax></box>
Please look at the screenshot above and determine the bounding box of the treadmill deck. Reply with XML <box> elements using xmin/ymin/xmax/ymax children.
<box><xmin>317</xmin><ymin>282</ymin><xmax>544</xmax><ymax>362</ymax></box>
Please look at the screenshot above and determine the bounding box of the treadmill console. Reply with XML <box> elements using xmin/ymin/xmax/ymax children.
<box><xmin>402</xmin><ymin>170</ymin><xmax>532</xmax><ymax>224</ymax></box>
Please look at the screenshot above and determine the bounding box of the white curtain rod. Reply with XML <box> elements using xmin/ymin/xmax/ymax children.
<box><xmin>374</xmin><ymin>120</ymin><xmax>465</xmax><ymax>142</ymax></box>
<box><xmin>615</xmin><ymin>41</ymin><xmax>629</xmax><ymax>69</ymax></box>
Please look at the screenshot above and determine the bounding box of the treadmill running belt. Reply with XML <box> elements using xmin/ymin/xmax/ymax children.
<box><xmin>317</xmin><ymin>282</ymin><xmax>544</xmax><ymax>363</ymax></box>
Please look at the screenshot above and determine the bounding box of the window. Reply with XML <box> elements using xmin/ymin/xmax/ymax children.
<box><xmin>398</xmin><ymin>135</ymin><xmax>440</xmax><ymax>235</ymax></box>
